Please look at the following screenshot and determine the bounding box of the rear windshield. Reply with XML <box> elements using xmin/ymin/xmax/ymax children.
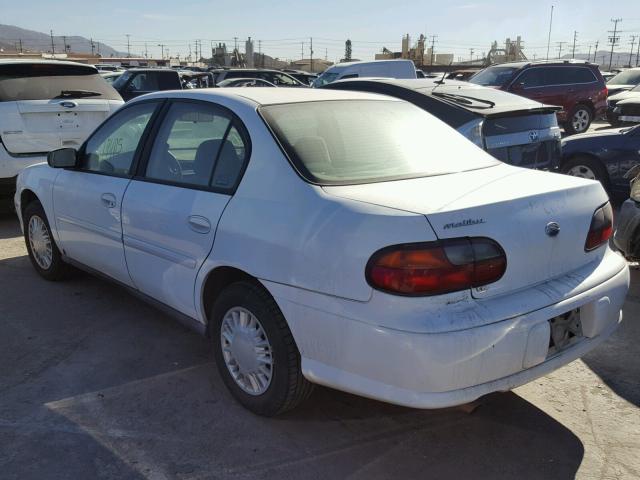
<box><xmin>0</xmin><ymin>63</ymin><xmax>121</xmax><ymax>101</ymax></box>
<box><xmin>469</xmin><ymin>66</ymin><xmax>518</xmax><ymax>87</ymax></box>
<box><xmin>261</xmin><ymin>100</ymin><xmax>498</xmax><ymax>185</ymax></box>
<box><xmin>609</xmin><ymin>69</ymin><xmax>640</xmax><ymax>85</ymax></box>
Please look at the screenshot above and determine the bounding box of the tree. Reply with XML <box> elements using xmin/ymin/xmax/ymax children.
<box><xmin>344</xmin><ymin>39</ymin><xmax>352</xmax><ymax>62</ymax></box>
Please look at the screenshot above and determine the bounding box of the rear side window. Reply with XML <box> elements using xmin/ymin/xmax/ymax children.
<box><xmin>545</xmin><ymin>67</ymin><xmax>596</xmax><ymax>85</ymax></box>
<box><xmin>144</xmin><ymin>101</ymin><xmax>249</xmax><ymax>190</ymax></box>
<box><xmin>0</xmin><ymin>63</ymin><xmax>122</xmax><ymax>102</ymax></box>
<box><xmin>516</xmin><ymin>68</ymin><xmax>546</xmax><ymax>88</ymax></box>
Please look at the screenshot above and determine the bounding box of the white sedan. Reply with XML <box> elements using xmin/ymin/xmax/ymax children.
<box><xmin>14</xmin><ymin>89</ymin><xmax>629</xmax><ymax>416</ymax></box>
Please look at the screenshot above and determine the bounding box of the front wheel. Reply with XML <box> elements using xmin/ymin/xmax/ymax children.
<box><xmin>210</xmin><ymin>281</ymin><xmax>314</xmax><ymax>416</ymax></box>
<box><xmin>565</xmin><ymin>105</ymin><xmax>593</xmax><ymax>135</ymax></box>
<box><xmin>23</xmin><ymin>201</ymin><xmax>70</xmax><ymax>281</ymax></box>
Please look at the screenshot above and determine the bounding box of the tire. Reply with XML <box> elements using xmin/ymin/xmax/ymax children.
<box><xmin>565</xmin><ymin>104</ymin><xmax>593</xmax><ymax>135</ymax></box>
<box><xmin>561</xmin><ymin>156</ymin><xmax>609</xmax><ymax>189</ymax></box>
<box><xmin>23</xmin><ymin>201</ymin><xmax>71</xmax><ymax>281</ymax></box>
<box><xmin>210</xmin><ymin>281</ymin><xmax>314</xmax><ymax>416</ymax></box>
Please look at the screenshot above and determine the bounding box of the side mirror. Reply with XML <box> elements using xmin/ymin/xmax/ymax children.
<box><xmin>511</xmin><ymin>82</ymin><xmax>525</xmax><ymax>91</ymax></box>
<box><xmin>47</xmin><ymin>148</ymin><xmax>77</xmax><ymax>168</ymax></box>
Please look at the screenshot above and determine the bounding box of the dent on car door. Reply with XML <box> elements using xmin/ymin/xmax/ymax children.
<box><xmin>52</xmin><ymin>101</ymin><xmax>161</xmax><ymax>285</ymax></box>
<box><xmin>121</xmin><ymin>100</ymin><xmax>250</xmax><ymax>318</ymax></box>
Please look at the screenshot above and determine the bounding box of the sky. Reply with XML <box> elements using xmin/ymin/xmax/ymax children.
<box><xmin>2</xmin><ymin>0</ymin><xmax>640</xmax><ymax>63</ymax></box>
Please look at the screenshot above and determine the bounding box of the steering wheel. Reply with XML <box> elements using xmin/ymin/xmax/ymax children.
<box><xmin>165</xmin><ymin>149</ymin><xmax>182</xmax><ymax>180</ymax></box>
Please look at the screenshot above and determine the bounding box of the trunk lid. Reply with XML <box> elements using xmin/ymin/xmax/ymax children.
<box><xmin>324</xmin><ymin>164</ymin><xmax>609</xmax><ymax>299</ymax></box>
<box><xmin>1</xmin><ymin>100</ymin><xmax>119</xmax><ymax>154</ymax></box>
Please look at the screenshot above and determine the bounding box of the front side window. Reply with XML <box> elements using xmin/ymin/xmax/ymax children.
<box><xmin>515</xmin><ymin>68</ymin><xmax>546</xmax><ymax>88</ymax></box>
<box><xmin>81</xmin><ymin>102</ymin><xmax>157</xmax><ymax>175</ymax></box>
<box><xmin>312</xmin><ymin>71</ymin><xmax>340</xmax><ymax>87</ymax></box>
<box><xmin>130</xmin><ymin>73</ymin><xmax>159</xmax><ymax>91</ymax></box>
<box><xmin>144</xmin><ymin>102</ymin><xmax>248</xmax><ymax>189</ymax></box>
<box><xmin>271</xmin><ymin>73</ymin><xmax>299</xmax><ymax>86</ymax></box>
<box><xmin>261</xmin><ymin>100</ymin><xmax>498</xmax><ymax>185</ymax></box>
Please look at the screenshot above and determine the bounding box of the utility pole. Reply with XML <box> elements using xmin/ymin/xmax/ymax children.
<box><xmin>233</xmin><ymin>37</ymin><xmax>238</xmax><ymax>52</ymax></box>
<box><xmin>637</xmin><ymin>35</ymin><xmax>640</xmax><ymax>66</ymax></box>
<box><xmin>50</xmin><ymin>30</ymin><xmax>55</xmax><ymax>56</ymax></box>
<box><xmin>310</xmin><ymin>37</ymin><xmax>314</xmax><ymax>73</ymax></box>
<box><xmin>90</xmin><ymin>37</ymin><xmax>95</xmax><ymax>56</ymax></box>
<box><xmin>629</xmin><ymin>36</ymin><xmax>637</xmax><ymax>67</ymax></box>
<box><xmin>571</xmin><ymin>31</ymin><xmax>578</xmax><ymax>58</ymax></box>
<box><xmin>62</xmin><ymin>35</ymin><xmax>67</xmax><ymax>54</ymax></box>
<box><xmin>593</xmin><ymin>40</ymin><xmax>599</xmax><ymax>62</ymax></box>
<box><xmin>301</xmin><ymin>42</ymin><xmax>304</xmax><ymax>60</ymax></box>
<box><xmin>144</xmin><ymin>42</ymin><xmax>148</xmax><ymax>58</ymax></box>
<box><xmin>126</xmin><ymin>34</ymin><xmax>131</xmax><ymax>58</ymax></box>
<box><xmin>18</xmin><ymin>39</ymin><xmax>23</xmax><ymax>54</ymax></box>
<box><xmin>587</xmin><ymin>45</ymin><xmax>592</xmax><ymax>62</ymax></box>
<box><xmin>429</xmin><ymin>35</ymin><xmax>437</xmax><ymax>65</ymax></box>
<box><xmin>546</xmin><ymin>5</ymin><xmax>554</xmax><ymax>60</ymax></box>
<box><xmin>608</xmin><ymin>18</ymin><xmax>622</xmax><ymax>70</ymax></box>
<box><xmin>469</xmin><ymin>48</ymin><xmax>474</xmax><ymax>61</ymax></box>
<box><xmin>157</xmin><ymin>44</ymin><xmax>165</xmax><ymax>60</ymax></box>
<box><xmin>556</xmin><ymin>41</ymin><xmax>566</xmax><ymax>58</ymax></box>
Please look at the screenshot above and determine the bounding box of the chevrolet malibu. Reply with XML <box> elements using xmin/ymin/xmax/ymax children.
<box><xmin>14</xmin><ymin>89</ymin><xmax>629</xmax><ymax>416</ymax></box>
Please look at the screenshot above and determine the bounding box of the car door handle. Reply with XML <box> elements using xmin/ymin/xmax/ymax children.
<box><xmin>100</xmin><ymin>193</ymin><xmax>117</xmax><ymax>208</ymax></box>
<box><xmin>187</xmin><ymin>215</ymin><xmax>211</xmax><ymax>234</ymax></box>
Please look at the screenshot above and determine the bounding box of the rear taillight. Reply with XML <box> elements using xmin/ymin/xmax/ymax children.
<box><xmin>366</xmin><ymin>238</ymin><xmax>506</xmax><ymax>296</ymax></box>
<box><xmin>585</xmin><ymin>202</ymin><xmax>613</xmax><ymax>251</ymax></box>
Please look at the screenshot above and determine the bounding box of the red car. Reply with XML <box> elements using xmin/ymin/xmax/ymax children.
<box><xmin>470</xmin><ymin>60</ymin><xmax>608</xmax><ymax>135</ymax></box>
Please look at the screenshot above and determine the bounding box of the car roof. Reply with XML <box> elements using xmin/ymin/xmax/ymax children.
<box><xmin>0</xmin><ymin>59</ymin><xmax>97</xmax><ymax>69</ymax></box>
<box><xmin>490</xmin><ymin>59</ymin><xmax>594</xmax><ymax>69</ymax></box>
<box><xmin>330</xmin><ymin>59</ymin><xmax>413</xmax><ymax>68</ymax></box>
<box><xmin>136</xmin><ymin>88</ymin><xmax>401</xmax><ymax>107</ymax></box>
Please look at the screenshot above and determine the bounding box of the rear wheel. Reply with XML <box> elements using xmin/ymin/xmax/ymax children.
<box><xmin>23</xmin><ymin>201</ymin><xmax>70</xmax><ymax>281</ymax></box>
<box><xmin>565</xmin><ymin>104</ymin><xmax>593</xmax><ymax>135</ymax></box>
<box><xmin>210</xmin><ymin>281</ymin><xmax>313</xmax><ymax>416</ymax></box>
<box><xmin>562</xmin><ymin>156</ymin><xmax>608</xmax><ymax>188</ymax></box>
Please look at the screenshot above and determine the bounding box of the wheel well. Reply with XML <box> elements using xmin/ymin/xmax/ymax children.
<box><xmin>561</xmin><ymin>153</ymin><xmax>610</xmax><ymax>185</ymax></box>
<box><xmin>20</xmin><ymin>189</ymin><xmax>39</xmax><ymax>212</ymax></box>
<box><xmin>575</xmin><ymin>101</ymin><xmax>595</xmax><ymax>116</ymax></box>
<box><xmin>201</xmin><ymin>266</ymin><xmax>259</xmax><ymax>334</ymax></box>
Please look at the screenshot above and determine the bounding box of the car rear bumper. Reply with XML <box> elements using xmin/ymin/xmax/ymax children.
<box><xmin>0</xmin><ymin>144</ymin><xmax>47</xmax><ymax>184</ymax></box>
<box><xmin>266</xmin><ymin>250</ymin><xmax>629</xmax><ymax>409</ymax></box>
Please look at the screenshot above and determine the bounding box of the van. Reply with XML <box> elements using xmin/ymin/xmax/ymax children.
<box><xmin>312</xmin><ymin>60</ymin><xmax>417</xmax><ymax>87</ymax></box>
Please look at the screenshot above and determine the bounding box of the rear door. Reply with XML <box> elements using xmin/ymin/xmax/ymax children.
<box><xmin>122</xmin><ymin>100</ymin><xmax>250</xmax><ymax>317</ymax></box>
<box><xmin>0</xmin><ymin>62</ymin><xmax>122</xmax><ymax>154</ymax></box>
<box><xmin>120</xmin><ymin>71</ymin><xmax>181</xmax><ymax>101</ymax></box>
<box><xmin>53</xmin><ymin>100</ymin><xmax>161</xmax><ymax>285</ymax></box>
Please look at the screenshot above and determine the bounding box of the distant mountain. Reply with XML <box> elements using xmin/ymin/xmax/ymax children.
<box><xmin>558</xmin><ymin>50</ymin><xmax>639</xmax><ymax>69</ymax></box>
<box><xmin>0</xmin><ymin>24</ymin><xmax>127</xmax><ymax>57</ymax></box>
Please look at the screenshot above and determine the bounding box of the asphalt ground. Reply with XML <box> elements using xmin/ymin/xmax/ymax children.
<box><xmin>0</xmin><ymin>199</ymin><xmax>639</xmax><ymax>479</ymax></box>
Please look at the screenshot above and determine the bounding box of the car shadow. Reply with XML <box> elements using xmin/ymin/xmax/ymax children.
<box><xmin>581</xmin><ymin>268</ymin><xmax>640</xmax><ymax>407</ymax></box>
<box><xmin>0</xmin><ymin>212</ymin><xmax>21</xmax><ymax>240</ymax></box>
<box><xmin>0</xmin><ymin>254</ymin><xmax>585</xmax><ymax>479</ymax></box>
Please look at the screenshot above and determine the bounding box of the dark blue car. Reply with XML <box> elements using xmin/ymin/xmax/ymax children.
<box><xmin>561</xmin><ymin>125</ymin><xmax>640</xmax><ymax>198</ymax></box>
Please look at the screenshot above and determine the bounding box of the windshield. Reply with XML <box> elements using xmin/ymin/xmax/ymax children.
<box><xmin>312</xmin><ymin>71</ymin><xmax>340</xmax><ymax>87</ymax></box>
<box><xmin>261</xmin><ymin>100</ymin><xmax>498</xmax><ymax>185</ymax></box>
<box><xmin>0</xmin><ymin>63</ymin><xmax>122</xmax><ymax>101</ymax></box>
<box><xmin>609</xmin><ymin>70</ymin><xmax>640</xmax><ymax>85</ymax></box>
<box><xmin>469</xmin><ymin>66</ymin><xmax>518</xmax><ymax>87</ymax></box>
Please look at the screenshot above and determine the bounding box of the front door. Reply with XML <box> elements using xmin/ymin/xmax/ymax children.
<box><xmin>53</xmin><ymin>101</ymin><xmax>161</xmax><ymax>285</ymax></box>
<box><xmin>122</xmin><ymin>100</ymin><xmax>250</xmax><ymax>317</ymax></box>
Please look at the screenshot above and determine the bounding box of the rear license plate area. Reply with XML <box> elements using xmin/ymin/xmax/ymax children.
<box><xmin>547</xmin><ymin>309</ymin><xmax>583</xmax><ymax>357</ymax></box>
<box><xmin>58</xmin><ymin>111</ymin><xmax>79</xmax><ymax>130</ymax></box>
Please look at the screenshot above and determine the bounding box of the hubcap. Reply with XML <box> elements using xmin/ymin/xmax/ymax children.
<box><xmin>28</xmin><ymin>215</ymin><xmax>53</xmax><ymax>270</ymax></box>
<box><xmin>567</xmin><ymin>165</ymin><xmax>596</xmax><ymax>180</ymax></box>
<box><xmin>220</xmin><ymin>307</ymin><xmax>273</xmax><ymax>395</ymax></box>
<box><xmin>572</xmin><ymin>109</ymin><xmax>590</xmax><ymax>132</ymax></box>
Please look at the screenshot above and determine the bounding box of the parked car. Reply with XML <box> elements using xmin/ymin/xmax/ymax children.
<box><xmin>281</xmin><ymin>69</ymin><xmax>318</xmax><ymax>86</ymax></box>
<box><xmin>446</xmin><ymin>69</ymin><xmax>480</xmax><ymax>81</ymax></box>
<box><xmin>95</xmin><ymin>64</ymin><xmax>125</xmax><ymax>72</ymax></box>
<box><xmin>614</xmin><ymin>163</ymin><xmax>640</xmax><ymax>258</ymax></box>
<box><xmin>560</xmin><ymin>125</ymin><xmax>640</xmax><ymax>198</ymax></box>
<box><xmin>217</xmin><ymin>78</ymin><xmax>276</xmax><ymax>88</ymax></box>
<box><xmin>606</xmin><ymin>67</ymin><xmax>640</xmax><ymax>96</ymax></box>
<box><xmin>0</xmin><ymin>60</ymin><xmax>123</xmax><ymax>207</ymax></box>
<box><xmin>606</xmin><ymin>85</ymin><xmax>640</xmax><ymax>125</ymax></box>
<box><xmin>211</xmin><ymin>69</ymin><xmax>306</xmax><ymax>87</ymax></box>
<box><xmin>100</xmin><ymin>71</ymin><xmax>123</xmax><ymax>84</ymax></box>
<box><xmin>469</xmin><ymin>60</ymin><xmax>608</xmax><ymax>135</ymax></box>
<box><xmin>324</xmin><ymin>78</ymin><xmax>562</xmax><ymax>169</ymax></box>
<box><xmin>15</xmin><ymin>88</ymin><xmax>628</xmax><ymax>415</ymax></box>
<box><xmin>601</xmin><ymin>71</ymin><xmax>618</xmax><ymax>82</ymax></box>
<box><xmin>312</xmin><ymin>60</ymin><xmax>418</xmax><ymax>87</ymax></box>
<box><xmin>112</xmin><ymin>68</ymin><xmax>213</xmax><ymax>101</ymax></box>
